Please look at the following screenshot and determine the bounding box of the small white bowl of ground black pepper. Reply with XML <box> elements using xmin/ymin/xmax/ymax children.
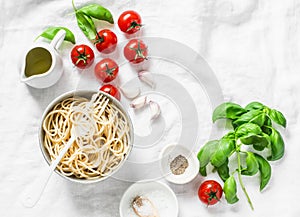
<box><xmin>159</xmin><ymin>144</ymin><xmax>200</xmax><ymax>184</ymax></box>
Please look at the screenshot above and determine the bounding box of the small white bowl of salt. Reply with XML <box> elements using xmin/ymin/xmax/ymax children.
<box><xmin>119</xmin><ymin>181</ymin><xmax>178</xmax><ymax>217</ymax></box>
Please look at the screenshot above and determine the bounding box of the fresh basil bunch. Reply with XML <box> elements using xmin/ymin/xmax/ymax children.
<box><xmin>72</xmin><ymin>0</ymin><xmax>114</xmax><ymax>40</ymax></box>
<box><xmin>198</xmin><ymin>101</ymin><xmax>286</xmax><ymax>210</ymax></box>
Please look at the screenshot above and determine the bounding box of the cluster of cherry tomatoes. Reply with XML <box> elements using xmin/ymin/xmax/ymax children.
<box><xmin>70</xmin><ymin>10</ymin><xmax>148</xmax><ymax>101</ymax></box>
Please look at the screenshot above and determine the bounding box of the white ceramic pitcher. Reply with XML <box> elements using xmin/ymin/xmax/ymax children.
<box><xmin>20</xmin><ymin>29</ymin><xmax>66</xmax><ymax>88</ymax></box>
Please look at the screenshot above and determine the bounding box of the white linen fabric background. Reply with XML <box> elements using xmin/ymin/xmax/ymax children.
<box><xmin>1</xmin><ymin>0</ymin><xmax>300</xmax><ymax>216</ymax></box>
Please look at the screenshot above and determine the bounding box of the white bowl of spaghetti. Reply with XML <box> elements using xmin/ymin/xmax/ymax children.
<box><xmin>39</xmin><ymin>90</ymin><xmax>134</xmax><ymax>183</ymax></box>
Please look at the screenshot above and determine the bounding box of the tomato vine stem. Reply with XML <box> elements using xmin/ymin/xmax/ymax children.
<box><xmin>236</xmin><ymin>149</ymin><xmax>254</xmax><ymax>210</ymax></box>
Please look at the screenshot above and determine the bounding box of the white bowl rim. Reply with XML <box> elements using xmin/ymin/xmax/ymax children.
<box><xmin>159</xmin><ymin>143</ymin><xmax>199</xmax><ymax>184</ymax></box>
<box><xmin>119</xmin><ymin>180</ymin><xmax>179</xmax><ymax>217</ymax></box>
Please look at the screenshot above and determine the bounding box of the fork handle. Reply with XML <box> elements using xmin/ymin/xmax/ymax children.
<box><xmin>20</xmin><ymin>136</ymin><xmax>75</xmax><ymax>207</ymax></box>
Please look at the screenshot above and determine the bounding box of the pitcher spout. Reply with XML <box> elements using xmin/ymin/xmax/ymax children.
<box><xmin>19</xmin><ymin>29</ymin><xmax>65</xmax><ymax>89</ymax></box>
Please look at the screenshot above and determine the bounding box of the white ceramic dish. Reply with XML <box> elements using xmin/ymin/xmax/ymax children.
<box><xmin>39</xmin><ymin>90</ymin><xmax>134</xmax><ymax>184</ymax></box>
<box><xmin>160</xmin><ymin>144</ymin><xmax>199</xmax><ymax>184</ymax></box>
<box><xmin>119</xmin><ymin>181</ymin><xmax>178</xmax><ymax>217</ymax></box>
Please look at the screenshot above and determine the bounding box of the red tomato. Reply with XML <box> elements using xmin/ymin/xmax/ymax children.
<box><xmin>100</xmin><ymin>84</ymin><xmax>121</xmax><ymax>101</ymax></box>
<box><xmin>118</xmin><ymin>10</ymin><xmax>142</xmax><ymax>34</ymax></box>
<box><xmin>70</xmin><ymin>44</ymin><xmax>95</xmax><ymax>69</ymax></box>
<box><xmin>94</xmin><ymin>58</ymin><xmax>119</xmax><ymax>83</ymax></box>
<box><xmin>124</xmin><ymin>39</ymin><xmax>148</xmax><ymax>64</ymax></box>
<box><xmin>198</xmin><ymin>180</ymin><xmax>223</xmax><ymax>206</ymax></box>
<box><xmin>95</xmin><ymin>29</ymin><xmax>118</xmax><ymax>54</ymax></box>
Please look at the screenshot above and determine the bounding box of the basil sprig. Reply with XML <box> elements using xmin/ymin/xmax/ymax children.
<box><xmin>75</xmin><ymin>11</ymin><xmax>97</xmax><ymax>40</ymax></box>
<box><xmin>37</xmin><ymin>26</ymin><xmax>76</xmax><ymax>44</ymax></box>
<box><xmin>198</xmin><ymin>101</ymin><xmax>286</xmax><ymax>210</ymax></box>
<box><xmin>79</xmin><ymin>4</ymin><xmax>114</xmax><ymax>24</ymax></box>
<box><xmin>72</xmin><ymin>0</ymin><xmax>114</xmax><ymax>40</ymax></box>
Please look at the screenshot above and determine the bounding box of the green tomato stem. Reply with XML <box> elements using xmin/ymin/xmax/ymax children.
<box><xmin>237</xmin><ymin>150</ymin><xmax>254</xmax><ymax>210</ymax></box>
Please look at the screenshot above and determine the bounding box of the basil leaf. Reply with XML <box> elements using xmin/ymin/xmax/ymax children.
<box><xmin>233</xmin><ymin>110</ymin><xmax>265</xmax><ymax>128</ymax></box>
<box><xmin>75</xmin><ymin>11</ymin><xmax>96</xmax><ymax>40</ymax></box>
<box><xmin>251</xmin><ymin>112</ymin><xmax>266</xmax><ymax>127</ymax></box>
<box><xmin>210</xmin><ymin>138</ymin><xmax>235</xmax><ymax>167</ymax></box>
<box><xmin>261</xmin><ymin>116</ymin><xmax>272</xmax><ymax>135</ymax></box>
<box><xmin>212</xmin><ymin>102</ymin><xmax>246</xmax><ymax>122</ymax></box>
<box><xmin>197</xmin><ymin>140</ymin><xmax>219</xmax><ymax>176</ymax></box>
<box><xmin>269</xmin><ymin>109</ymin><xmax>287</xmax><ymax>128</ymax></box>
<box><xmin>199</xmin><ymin>167</ymin><xmax>207</xmax><ymax>176</ymax></box>
<box><xmin>253</xmin><ymin>134</ymin><xmax>270</xmax><ymax>151</ymax></box>
<box><xmin>254</xmin><ymin>153</ymin><xmax>271</xmax><ymax>191</ymax></box>
<box><xmin>264</xmin><ymin>116</ymin><xmax>272</xmax><ymax>126</ymax></box>
<box><xmin>38</xmin><ymin>26</ymin><xmax>75</xmax><ymax>44</ymax></box>
<box><xmin>240</xmin><ymin>134</ymin><xmax>270</xmax><ymax>151</ymax></box>
<box><xmin>245</xmin><ymin>101</ymin><xmax>265</xmax><ymax>111</ymax></box>
<box><xmin>217</xmin><ymin>158</ymin><xmax>230</xmax><ymax>182</ymax></box>
<box><xmin>267</xmin><ymin>127</ymin><xmax>284</xmax><ymax>161</ymax></box>
<box><xmin>241</xmin><ymin>152</ymin><xmax>259</xmax><ymax>176</ymax></box>
<box><xmin>222</xmin><ymin>131</ymin><xmax>235</xmax><ymax>140</ymax></box>
<box><xmin>223</xmin><ymin>176</ymin><xmax>239</xmax><ymax>204</ymax></box>
<box><xmin>235</xmin><ymin>123</ymin><xmax>262</xmax><ymax>138</ymax></box>
<box><xmin>79</xmin><ymin>4</ymin><xmax>114</xmax><ymax>24</ymax></box>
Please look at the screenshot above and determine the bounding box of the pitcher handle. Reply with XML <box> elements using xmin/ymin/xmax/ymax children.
<box><xmin>50</xmin><ymin>29</ymin><xmax>66</xmax><ymax>50</ymax></box>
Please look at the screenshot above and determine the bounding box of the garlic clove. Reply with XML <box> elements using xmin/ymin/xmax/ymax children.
<box><xmin>149</xmin><ymin>101</ymin><xmax>161</xmax><ymax>120</ymax></box>
<box><xmin>120</xmin><ymin>86</ymin><xmax>141</xmax><ymax>99</ymax></box>
<box><xmin>138</xmin><ymin>70</ymin><xmax>155</xmax><ymax>88</ymax></box>
<box><xmin>130</xmin><ymin>95</ymin><xmax>147</xmax><ymax>109</ymax></box>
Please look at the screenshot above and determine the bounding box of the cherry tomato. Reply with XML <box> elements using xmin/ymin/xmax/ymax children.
<box><xmin>95</xmin><ymin>29</ymin><xmax>118</xmax><ymax>54</ymax></box>
<box><xmin>94</xmin><ymin>58</ymin><xmax>119</xmax><ymax>83</ymax></box>
<box><xmin>124</xmin><ymin>39</ymin><xmax>148</xmax><ymax>64</ymax></box>
<box><xmin>118</xmin><ymin>10</ymin><xmax>142</xmax><ymax>34</ymax></box>
<box><xmin>70</xmin><ymin>44</ymin><xmax>95</xmax><ymax>69</ymax></box>
<box><xmin>100</xmin><ymin>84</ymin><xmax>121</xmax><ymax>101</ymax></box>
<box><xmin>198</xmin><ymin>180</ymin><xmax>223</xmax><ymax>206</ymax></box>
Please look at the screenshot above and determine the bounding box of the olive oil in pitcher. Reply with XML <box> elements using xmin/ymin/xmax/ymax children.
<box><xmin>24</xmin><ymin>47</ymin><xmax>52</xmax><ymax>77</ymax></box>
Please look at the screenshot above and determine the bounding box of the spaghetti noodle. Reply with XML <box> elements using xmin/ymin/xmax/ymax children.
<box><xmin>42</xmin><ymin>92</ymin><xmax>131</xmax><ymax>180</ymax></box>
